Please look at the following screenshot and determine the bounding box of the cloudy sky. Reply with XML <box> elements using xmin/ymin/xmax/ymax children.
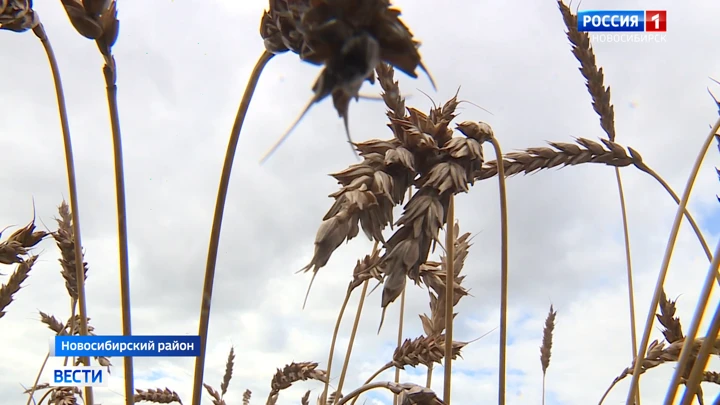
<box><xmin>1</xmin><ymin>0</ymin><xmax>720</xmax><ymax>404</ymax></box>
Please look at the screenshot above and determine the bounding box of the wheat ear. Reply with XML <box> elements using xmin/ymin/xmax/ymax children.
<box><xmin>628</xmin><ymin>116</ymin><xmax>720</xmax><ymax>404</ymax></box>
<box><xmin>540</xmin><ymin>305</ymin><xmax>557</xmax><ymax>405</ymax></box>
<box><xmin>192</xmin><ymin>50</ymin><xmax>274</xmax><ymax>405</ymax></box>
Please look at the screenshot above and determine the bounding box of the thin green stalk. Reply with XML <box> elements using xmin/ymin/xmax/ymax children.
<box><xmin>667</xmin><ymin>237</ymin><xmax>720</xmax><ymax>404</ymax></box>
<box><xmin>335</xmin><ymin>280</ymin><xmax>369</xmax><ymax>401</ymax></box>
<box><xmin>103</xmin><ymin>59</ymin><xmax>134</xmax><ymax>405</ymax></box>
<box><xmin>626</xmin><ymin>116</ymin><xmax>720</xmax><ymax>404</ymax></box>
<box><xmin>393</xmin><ymin>287</ymin><xmax>406</xmax><ymax>405</ymax></box>
<box><xmin>191</xmin><ymin>50</ymin><xmax>274</xmax><ymax>405</ymax></box>
<box><xmin>443</xmin><ymin>195</ymin><xmax>455</xmax><ymax>404</ymax></box>
<box><xmin>490</xmin><ymin>137</ymin><xmax>509</xmax><ymax>405</ymax></box>
<box><xmin>32</xmin><ymin>23</ymin><xmax>93</xmax><ymax>405</ymax></box>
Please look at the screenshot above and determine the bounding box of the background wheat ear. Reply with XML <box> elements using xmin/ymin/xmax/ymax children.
<box><xmin>540</xmin><ymin>305</ymin><xmax>556</xmax><ymax>405</ymax></box>
<box><xmin>134</xmin><ymin>388</ymin><xmax>183</xmax><ymax>405</ymax></box>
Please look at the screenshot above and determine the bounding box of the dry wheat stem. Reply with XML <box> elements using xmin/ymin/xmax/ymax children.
<box><xmin>192</xmin><ymin>50</ymin><xmax>274</xmax><ymax>405</ymax></box>
<box><xmin>334</xmin><ymin>280</ymin><xmax>369</xmax><ymax>403</ymax></box>
<box><xmin>615</xmin><ymin>168</ymin><xmax>639</xmax><ymax>349</ymax></box>
<box><xmin>443</xmin><ymin>196</ymin><xmax>455</xmax><ymax>404</ymax></box>
<box><xmin>680</xmin><ymin>292</ymin><xmax>720</xmax><ymax>405</ymax></box>
<box><xmin>323</xmin><ymin>240</ymin><xmax>379</xmax><ymax>405</ymax></box>
<box><xmin>31</xmin><ymin>21</ymin><xmax>93</xmax><ymax>403</ymax></box>
<box><xmin>393</xmin><ymin>286</ymin><xmax>407</xmax><ymax>405</ymax></box>
<box><xmin>490</xmin><ymin>136</ymin><xmax>509</xmax><ymax>405</ymax></box>
<box><xmin>102</xmin><ymin>60</ymin><xmax>135</xmax><ymax>405</ymax></box>
<box><xmin>322</xmin><ymin>287</ymin><xmax>353</xmax><ymax>404</ymax></box>
<box><xmin>628</xmin><ymin>116</ymin><xmax>720</xmax><ymax>404</ymax></box>
<box><xmin>668</xmin><ymin>237</ymin><xmax>720</xmax><ymax>404</ymax></box>
<box><xmin>25</xmin><ymin>351</ymin><xmax>50</xmax><ymax>405</ymax></box>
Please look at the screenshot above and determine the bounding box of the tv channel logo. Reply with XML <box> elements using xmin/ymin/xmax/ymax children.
<box><xmin>50</xmin><ymin>366</ymin><xmax>108</xmax><ymax>387</ymax></box>
<box><xmin>578</xmin><ymin>10</ymin><xmax>667</xmax><ymax>32</ymax></box>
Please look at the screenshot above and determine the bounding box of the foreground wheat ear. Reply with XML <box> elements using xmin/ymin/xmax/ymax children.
<box><xmin>258</xmin><ymin>0</ymin><xmax>436</xmax><ymax>163</ymax></box>
<box><xmin>192</xmin><ymin>1</ymin><xmax>434</xmax><ymax>404</ymax></box>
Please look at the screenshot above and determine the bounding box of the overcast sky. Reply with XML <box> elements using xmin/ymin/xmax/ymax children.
<box><xmin>1</xmin><ymin>0</ymin><xmax>720</xmax><ymax>404</ymax></box>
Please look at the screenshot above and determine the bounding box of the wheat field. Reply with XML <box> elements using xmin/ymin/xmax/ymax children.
<box><xmin>1</xmin><ymin>0</ymin><xmax>720</xmax><ymax>404</ymax></box>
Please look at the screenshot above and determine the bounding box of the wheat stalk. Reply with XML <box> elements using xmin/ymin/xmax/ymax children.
<box><xmin>554</xmin><ymin>5</ymin><xmax>638</xmax><ymax>402</ymax></box>
<box><xmin>192</xmin><ymin>50</ymin><xmax>274</xmax><ymax>405</ymax></box>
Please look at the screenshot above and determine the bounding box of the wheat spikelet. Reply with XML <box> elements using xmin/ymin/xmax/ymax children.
<box><xmin>202</xmin><ymin>384</ymin><xmax>224</xmax><ymax>405</ymax></box>
<box><xmin>54</xmin><ymin>200</ymin><xmax>88</xmax><ymax>303</ymax></box>
<box><xmin>0</xmin><ymin>213</ymin><xmax>48</xmax><ymax>265</ymax></box>
<box><xmin>134</xmin><ymin>388</ymin><xmax>183</xmax><ymax>404</ymax></box>
<box><xmin>268</xmin><ymin>362</ymin><xmax>328</xmax><ymax>402</ymax></box>
<box><xmin>221</xmin><ymin>346</ymin><xmax>234</xmax><ymax>396</ymax></box>
<box><xmin>419</xmin><ymin>224</ymin><xmax>471</xmax><ymax>338</ymax></box>
<box><xmin>300</xmin><ymin>390</ymin><xmax>310</xmax><ymax>405</ymax></box>
<box><xmin>477</xmin><ymin>137</ymin><xmax>641</xmax><ymax>180</ymax></box>
<box><xmin>556</xmin><ymin>0</ymin><xmax>615</xmax><ymax>141</ymax></box>
<box><xmin>0</xmin><ymin>255</ymin><xmax>38</xmax><ymax>319</ymax></box>
<box><xmin>0</xmin><ymin>0</ymin><xmax>38</xmax><ymax>32</ymax></box>
<box><xmin>350</xmin><ymin>249</ymin><xmax>384</xmax><ymax>291</ymax></box>
<box><xmin>540</xmin><ymin>305</ymin><xmax>557</xmax><ymax>375</ymax></box>
<box><xmin>243</xmin><ymin>389</ymin><xmax>252</xmax><ymax>405</ymax></box>
<box><xmin>40</xmin><ymin>310</ymin><xmax>66</xmax><ymax>335</ymax></box>
<box><xmin>657</xmin><ymin>289</ymin><xmax>684</xmax><ymax>344</ymax></box>
<box><xmin>389</xmin><ymin>335</ymin><xmax>467</xmax><ymax>369</ymax></box>
<box><xmin>49</xmin><ymin>386</ymin><xmax>82</xmax><ymax>405</ymax></box>
<box><xmin>58</xmin><ymin>0</ymin><xmax>118</xmax><ymax>66</ymax></box>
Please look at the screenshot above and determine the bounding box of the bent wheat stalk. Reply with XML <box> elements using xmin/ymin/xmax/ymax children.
<box><xmin>490</xmin><ymin>136</ymin><xmax>509</xmax><ymax>405</ymax></box>
<box><xmin>627</xmin><ymin>116</ymin><xmax>720</xmax><ymax>404</ymax></box>
<box><xmin>192</xmin><ymin>50</ymin><xmax>274</xmax><ymax>405</ymax></box>
<box><xmin>32</xmin><ymin>22</ymin><xmax>93</xmax><ymax>405</ymax></box>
